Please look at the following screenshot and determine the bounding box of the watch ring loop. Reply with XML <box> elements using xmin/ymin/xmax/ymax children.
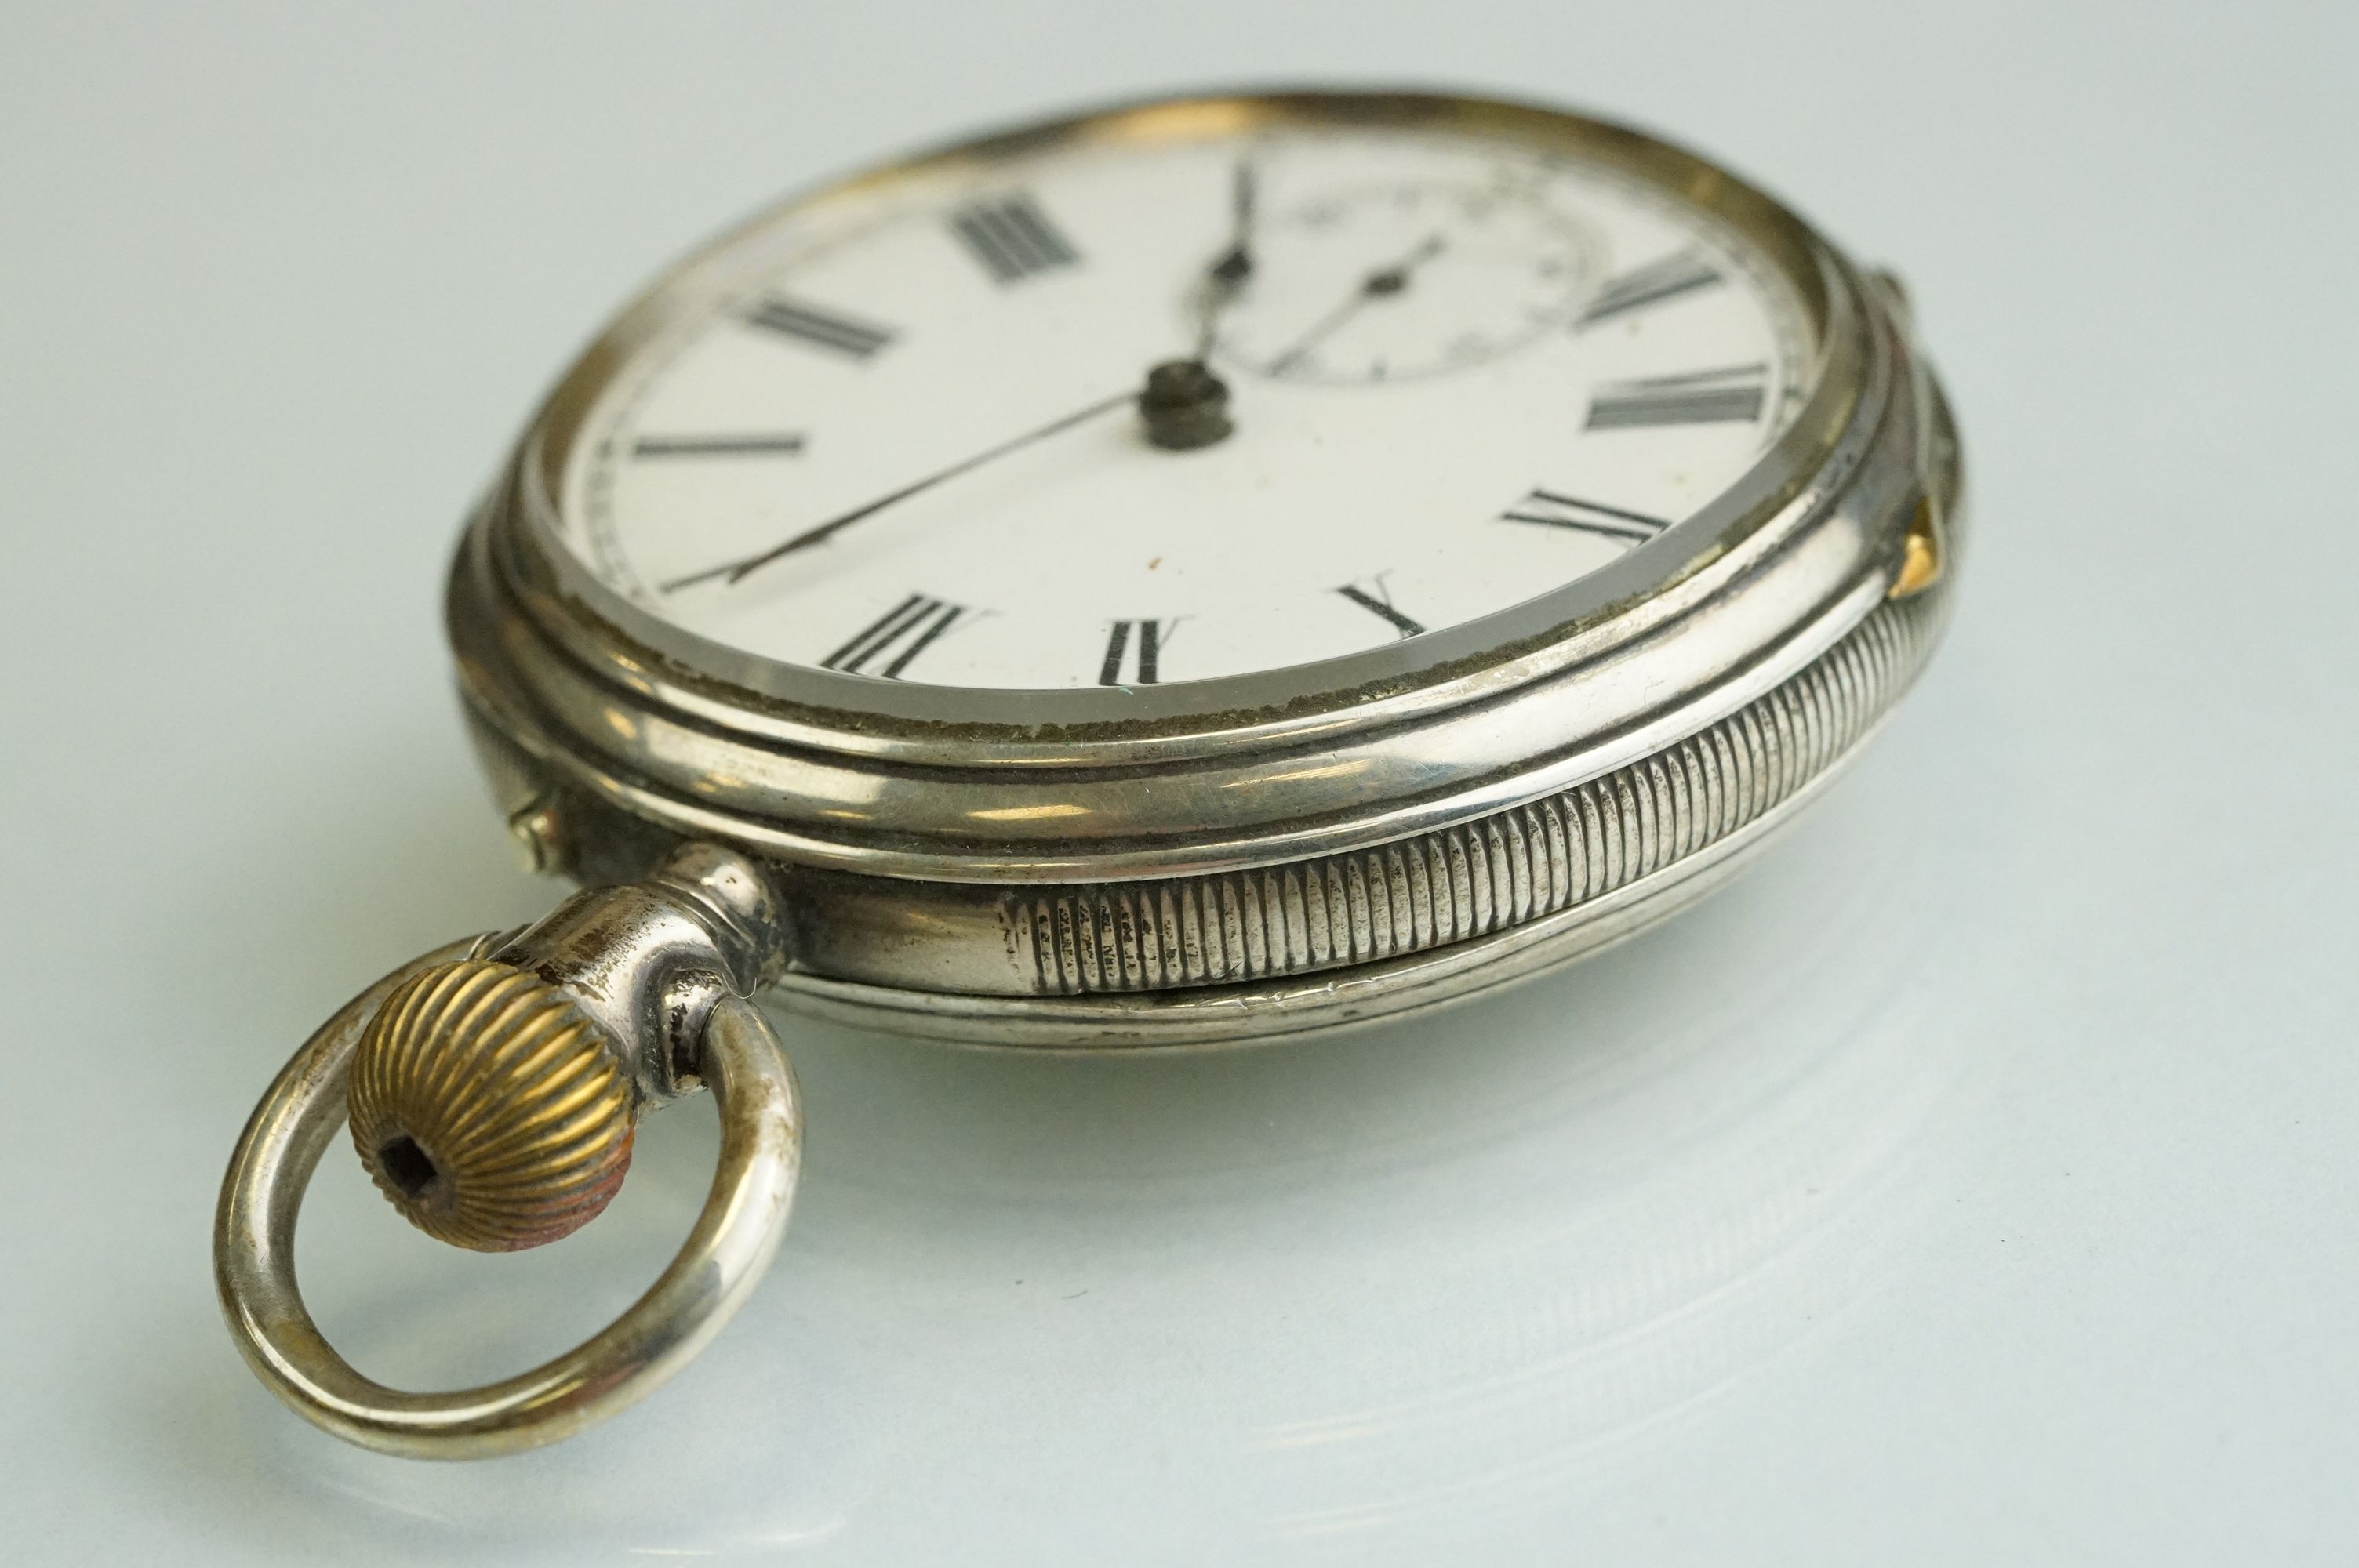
<box><xmin>212</xmin><ymin>937</ymin><xmax>802</xmax><ymax>1459</ymax></box>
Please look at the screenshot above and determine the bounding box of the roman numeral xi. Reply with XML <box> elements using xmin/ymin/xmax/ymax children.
<box><xmin>821</xmin><ymin>593</ymin><xmax>968</xmax><ymax>679</ymax></box>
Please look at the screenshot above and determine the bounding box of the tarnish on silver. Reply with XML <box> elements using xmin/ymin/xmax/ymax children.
<box><xmin>492</xmin><ymin>841</ymin><xmax>791</xmax><ymax>1104</ymax></box>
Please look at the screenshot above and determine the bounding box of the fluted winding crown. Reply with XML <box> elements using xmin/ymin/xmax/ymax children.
<box><xmin>348</xmin><ymin>959</ymin><xmax>634</xmax><ymax>1251</ymax></box>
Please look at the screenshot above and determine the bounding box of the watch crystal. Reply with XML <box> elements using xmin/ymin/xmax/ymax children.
<box><xmin>558</xmin><ymin>112</ymin><xmax>1816</xmax><ymax>691</ymax></box>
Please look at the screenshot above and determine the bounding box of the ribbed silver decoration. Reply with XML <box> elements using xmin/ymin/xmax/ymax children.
<box><xmin>1010</xmin><ymin>593</ymin><xmax>1942</xmax><ymax>996</ymax></box>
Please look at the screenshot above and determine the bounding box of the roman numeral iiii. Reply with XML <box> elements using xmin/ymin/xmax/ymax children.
<box><xmin>821</xmin><ymin>593</ymin><xmax>967</xmax><ymax>678</ymax></box>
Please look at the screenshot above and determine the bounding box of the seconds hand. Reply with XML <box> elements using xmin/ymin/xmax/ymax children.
<box><xmin>1267</xmin><ymin>230</ymin><xmax>1446</xmax><ymax>376</ymax></box>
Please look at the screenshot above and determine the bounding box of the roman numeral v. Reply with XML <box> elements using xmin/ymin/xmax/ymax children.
<box><xmin>1335</xmin><ymin>576</ymin><xmax>1426</xmax><ymax>640</ymax></box>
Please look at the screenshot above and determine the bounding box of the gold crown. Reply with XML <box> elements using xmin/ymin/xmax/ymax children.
<box><xmin>348</xmin><ymin>959</ymin><xmax>635</xmax><ymax>1251</ymax></box>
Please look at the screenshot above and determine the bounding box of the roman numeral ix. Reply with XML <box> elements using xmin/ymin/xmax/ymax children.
<box><xmin>743</xmin><ymin>296</ymin><xmax>897</xmax><ymax>360</ymax></box>
<box><xmin>950</xmin><ymin>191</ymin><xmax>1081</xmax><ymax>284</ymax></box>
<box><xmin>820</xmin><ymin>593</ymin><xmax>968</xmax><ymax>678</ymax></box>
<box><xmin>630</xmin><ymin>433</ymin><xmax>805</xmax><ymax>459</ymax></box>
<box><xmin>1586</xmin><ymin>363</ymin><xmax>1768</xmax><ymax>430</ymax></box>
<box><xmin>1099</xmin><ymin>618</ymin><xmax>1176</xmax><ymax>685</ymax></box>
<box><xmin>1335</xmin><ymin>577</ymin><xmax>1426</xmax><ymax>640</ymax></box>
<box><xmin>1499</xmin><ymin>489</ymin><xmax>1671</xmax><ymax>545</ymax></box>
<box><xmin>1577</xmin><ymin>250</ymin><xmax>1724</xmax><ymax>328</ymax></box>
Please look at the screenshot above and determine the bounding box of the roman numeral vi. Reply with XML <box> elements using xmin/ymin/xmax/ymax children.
<box><xmin>1099</xmin><ymin>619</ymin><xmax>1175</xmax><ymax>685</ymax></box>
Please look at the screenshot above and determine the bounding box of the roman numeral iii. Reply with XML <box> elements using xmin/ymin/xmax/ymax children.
<box><xmin>1586</xmin><ymin>363</ymin><xmax>1768</xmax><ymax>430</ymax></box>
<box><xmin>821</xmin><ymin>593</ymin><xmax>968</xmax><ymax>678</ymax></box>
<box><xmin>1577</xmin><ymin>249</ymin><xmax>1725</xmax><ymax>328</ymax></box>
<box><xmin>743</xmin><ymin>296</ymin><xmax>897</xmax><ymax>360</ymax></box>
<box><xmin>1499</xmin><ymin>489</ymin><xmax>1671</xmax><ymax>545</ymax></box>
<box><xmin>1335</xmin><ymin>578</ymin><xmax>1426</xmax><ymax>640</ymax></box>
<box><xmin>950</xmin><ymin>191</ymin><xmax>1081</xmax><ymax>284</ymax></box>
<box><xmin>1099</xmin><ymin>619</ymin><xmax>1176</xmax><ymax>685</ymax></box>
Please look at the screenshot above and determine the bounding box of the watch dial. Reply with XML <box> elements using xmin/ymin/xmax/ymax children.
<box><xmin>557</xmin><ymin>105</ymin><xmax>1816</xmax><ymax>691</ymax></box>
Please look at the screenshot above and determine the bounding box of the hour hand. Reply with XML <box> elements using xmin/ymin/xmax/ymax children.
<box><xmin>1210</xmin><ymin>157</ymin><xmax>1256</xmax><ymax>284</ymax></box>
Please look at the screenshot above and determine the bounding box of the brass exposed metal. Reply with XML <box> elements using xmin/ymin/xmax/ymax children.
<box><xmin>1891</xmin><ymin>495</ymin><xmax>1945</xmax><ymax>599</ymax></box>
<box><xmin>349</xmin><ymin>959</ymin><xmax>634</xmax><ymax>1250</ymax></box>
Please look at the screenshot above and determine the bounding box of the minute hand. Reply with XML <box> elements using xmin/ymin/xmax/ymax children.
<box><xmin>1195</xmin><ymin>155</ymin><xmax>1259</xmax><ymax>358</ymax></box>
<box><xmin>662</xmin><ymin>387</ymin><xmax>1136</xmax><ymax>592</ymax></box>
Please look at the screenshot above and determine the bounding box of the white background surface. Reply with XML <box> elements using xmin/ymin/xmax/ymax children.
<box><xmin>3</xmin><ymin>3</ymin><xmax>2354</xmax><ymax>1563</ymax></box>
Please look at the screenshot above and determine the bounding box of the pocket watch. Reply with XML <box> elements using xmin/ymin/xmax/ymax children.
<box><xmin>215</xmin><ymin>87</ymin><xmax>1961</xmax><ymax>1457</ymax></box>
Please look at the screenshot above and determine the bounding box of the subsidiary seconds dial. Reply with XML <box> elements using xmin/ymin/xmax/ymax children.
<box><xmin>1212</xmin><ymin>178</ymin><xmax>1602</xmax><ymax>384</ymax></box>
<box><xmin>562</xmin><ymin>119</ymin><xmax>1813</xmax><ymax>691</ymax></box>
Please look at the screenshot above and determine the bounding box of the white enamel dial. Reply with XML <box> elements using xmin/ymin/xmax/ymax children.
<box><xmin>557</xmin><ymin>114</ymin><xmax>1815</xmax><ymax>691</ymax></box>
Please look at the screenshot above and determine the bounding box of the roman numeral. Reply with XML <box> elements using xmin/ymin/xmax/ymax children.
<box><xmin>630</xmin><ymin>433</ymin><xmax>805</xmax><ymax>459</ymax></box>
<box><xmin>949</xmin><ymin>191</ymin><xmax>1081</xmax><ymax>284</ymax></box>
<box><xmin>1099</xmin><ymin>619</ymin><xmax>1176</xmax><ymax>685</ymax></box>
<box><xmin>1586</xmin><ymin>364</ymin><xmax>1768</xmax><ymax>430</ymax></box>
<box><xmin>1499</xmin><ymin>489</ymin><xmax>1671</xmax><ymax>545</ymax></box>
<box><xmin>1577</xmin><ymin>250</ymin><xmax>1724</xmax><ymax>328</ymax></box>
<box><xmin>820</xmin><ymin>593</ymin><xmax>967</xmax><ymax>678</ymax></box>
<box><xmin>1335</xmin><ymin>578</ymin><xmax>1426</xmax><ymax>640</ymax></box>
<box><xmin>743</xmin><ymin>296</ymin><xmax>896</xmax><ymax>360</ymax></box>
